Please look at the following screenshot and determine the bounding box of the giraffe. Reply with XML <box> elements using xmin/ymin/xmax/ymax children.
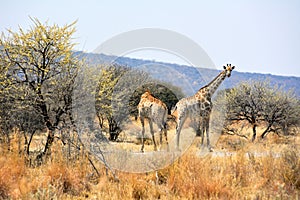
<box><xmin>137</xmin><ymin>90</ymin><xmax>169</xmax><ymax>152</ymax></box>
<box><xmin>173</xmin><ymin>64</ymin><xmax>235</xmax><ymax>151</ymax></box>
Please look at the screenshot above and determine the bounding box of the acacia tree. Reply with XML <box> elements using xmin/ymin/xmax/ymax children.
<box><xmin>225</xmin><ymin>81</ymin><xmax>300</xmax><ymax>141</ymax></box>
<box><xmin>261</xmin><ymin>88</ymin><xmax>300</xmax><ymax>137</ymax></box>
<box><xmin>95</xmin><ymin>65</ymin><xmax>128</xmax><ymax>141</ymax></box>
<box><xmin>95</xmin><ymin>65</ymin><xmax>150</xmax><ymax>141</ymax></box>
<box><xmin>0</xmin><ymin>18</ymin><xmax>79</xmax><ymax>155</ymax></box>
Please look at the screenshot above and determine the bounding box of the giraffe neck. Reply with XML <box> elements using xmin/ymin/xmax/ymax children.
<box><xmin>202</xmin><ymin>71</ymin><xmax>226</xmax><ymax>96</ymax></box>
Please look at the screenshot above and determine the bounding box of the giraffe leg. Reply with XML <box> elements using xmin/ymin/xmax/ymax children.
<box><xmin>149</xmin><ymin>119</ymin><xmax>157</xmax><ymax>151</ymax></box>
<box><xmin>158</xmin><ymin>125</ymin><xmax>163</xmax><ymax>151</ymax></box>
<box><xmin>164</xmin><ymin>123</ymin><xmax>169</xmax><ymax>151</ymax></box>
<box><xmin>155</xmin><ymin>124</ymin><xmax>162</xmax><ymax>151</ymax></box>
<box><xmin>205</xmin><ymin>117</ymin><xmax>213</xmax><ymax>152</ymax></box>
<box><xmin>140</xmin><ymin>116</ymin><xmax>145</xmax><ymax>153</ymax></box>
<box><xmin>158</xmin><ymin>122</ymin><xmax>168</xmax><ymax>151</ymax></box>
<box><xmin>200</xmin><ymin>117</ymin><xmax>205</xmax><ymax>149</ymax></box>
<box><xmin>159</xmin><ymin>125</ymin><xmax>163</xmax><ymax>148</ymax></box>
<box><xmin>176</xmin><ymin>113</ymin><xmax>187</xmax><ymax>151</ymax></box>
<box><xmin>163</xmin><ymin>110</ymin><xmax>169</xmax><ymax>151</ymax></box>
<box><xmin>196</xmin><ymin>126</ymin><xmax>202</xmax><ymax>137</ymax></box>
<box><xmin>195</xmin><ymin>116</ymin><xmax>201</xmax><ymax>137</ymax></box>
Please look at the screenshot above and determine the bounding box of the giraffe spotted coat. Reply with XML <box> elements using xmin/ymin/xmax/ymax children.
<box><xmin>173</xmin><ymin>64</ymin><xmax>235</xmax><ymax>151</ymax></box>
<box><xmin>137</xmin><ymin>91</ymin><xmax>169</xmax><ymax>152</ymax></box>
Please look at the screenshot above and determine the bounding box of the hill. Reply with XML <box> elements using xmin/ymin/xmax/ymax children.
<box><xmin>76</xmin><ymin>51</ymin><xmax>300</xmax><ymax>97</ymax></box>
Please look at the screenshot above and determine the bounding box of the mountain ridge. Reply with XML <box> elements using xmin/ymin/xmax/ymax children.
<box><xmin>76</xmin><ymin>51</ymin><xmax>300</xmax><ymax>97</ymax></box>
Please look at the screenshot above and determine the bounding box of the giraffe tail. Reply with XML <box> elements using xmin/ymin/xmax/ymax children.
<box><xmin>171</xmin><ymin>104</ymin><xmax>176</xmax><ymax>113</ymax></box>
<box><xmin>163</xmin><ymin>109</ymin><xmax>168</xmax><ymax>130</ymax></box>
<box><xmin>171</xmin><ymin>105</ymin><xmax>178</xmax><ymax>116</ymax></box>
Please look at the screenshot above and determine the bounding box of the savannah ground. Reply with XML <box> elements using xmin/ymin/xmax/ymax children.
<box><xmin>0</xmin><ymin>123</ymin><xmax>300</xmax><ymax>200</ymax></box>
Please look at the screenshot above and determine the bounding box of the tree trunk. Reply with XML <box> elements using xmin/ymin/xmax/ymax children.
<box><xmin>39</xmin><ymin>98</ymin><xmax>64</xmax><ymax>157</ymax></box>
<box><xmin>36</xmin><ymin>88</ymin><xmax>55</xmax><ymax>156</ymax></box>
<box><xmin>108</xmin><ymin>118</ymin><xmax>121</xmax><ymax>141</ymax></box>
<box><xmin>251</xmin><ymin>124</ymin><xmax>257</xmax><ymax>142</ymax></box>
<box><xmin>43</xmin><ymin>130</ymin><xmax>54</xmax><ymax>155</ymax></box>
<box><xmin>260</xmin><ymin>124</ymin><xmax>272</xmax><ymax>139</ymax></box>
<box><xmin>23</xmin><ymin>130</ymin><xmax>35</xmax><ymax>156</ymax></box>
<box><xmin>96</xmin><ymin>113</ymin><xmax>105</xmax><ymax>129</ymax></box>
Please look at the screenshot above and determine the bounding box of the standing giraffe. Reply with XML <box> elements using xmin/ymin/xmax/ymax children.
<box><xmin>173</xmin><ymin>64</ymin><xmax>235</xmax><ymax>151</ymax></box>
<box><xmin>137</xmin><ymin>90</ymin><xmax>169</xmax><ymax>152</ymax></box>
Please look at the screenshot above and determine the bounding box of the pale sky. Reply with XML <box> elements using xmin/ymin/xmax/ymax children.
<box><xmin>1</xmin><ymin>0</ymin><xmax>300</xmax><ymax>77</ymax></box>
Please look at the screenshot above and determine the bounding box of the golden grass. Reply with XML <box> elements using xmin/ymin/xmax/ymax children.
<box><xmin>0</xmin><ymin>131</ymin><xmax>300</xmax><ymax>199</ymax></box>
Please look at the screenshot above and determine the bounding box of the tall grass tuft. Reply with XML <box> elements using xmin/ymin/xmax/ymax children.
<box><xmin>0</xmin><ymin>149</ymin><xmax>25</xmax><ymax>199</ymax></box>
<box><xmin>281</xmin><ymin>148</ymin><xmax>300</xmax><ymax>190</ymax></box>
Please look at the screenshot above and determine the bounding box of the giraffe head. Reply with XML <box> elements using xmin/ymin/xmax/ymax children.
<box><xmin>223</xmin><ymin>64</ymin><xmax>235</xmax><ymax>77</ymax></box>
<box><xmin>141</xmin><ymin>90</ymin><xmax>151</xmax><ymax>98</ymax></box>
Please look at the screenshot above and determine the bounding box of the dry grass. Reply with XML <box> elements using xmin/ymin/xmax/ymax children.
<box><xmin>0</xmin><ymin>139</ymin><xmax>93</xmax><ymax>199</ymax></box>
<box><xmin>0</xmin><ymin>129</ymin><xmax>300</xmax><ymax>199</ymax></box>
<box><xmin>0</xmin><ymin>151</ymin><xmax>25</xmax><ymax>199</ymax></box>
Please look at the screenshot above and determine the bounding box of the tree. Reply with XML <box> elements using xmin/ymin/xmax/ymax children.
<box><xmin>225</xmin><ymin>81</ymin><xmax>300</xmax><ymax>141</ymax></box>
<box><xmin>95</xmin><ymin>64</ymin><xmax>133</xmax><ymax>141</ymax></box>
<box><xmin>129</xmin><ymin>82</ymin><xmax>184</xmax><ymax>119</ymax></box>
<box><xmin>261</xmin><ymin>88</ymin><xmax>300</xmax><ymax>137</ymax></box>
<box><xmin>0</xmin><ymin>18</ymin><xmax>79</xmax><ymax>155</ymax></box>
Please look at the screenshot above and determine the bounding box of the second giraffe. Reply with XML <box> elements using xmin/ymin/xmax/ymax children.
<box><xmin>137</xmin><ymin>90</ymin><xmax>169</xmax><ymax>152</ymax></box>
<box><xmin>172</xmin><ymin>64</ymin><xmax>235</xmax><ymax>151</ymax></box>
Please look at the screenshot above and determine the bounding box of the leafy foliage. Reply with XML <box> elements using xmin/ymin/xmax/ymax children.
<box><xmin>95</xmin><ymin>64</ymin><xmax>132</xmax><ymax>140</ymax></box>
<box><xmin>0</xmin><ymin>18</ymin><xmax>79</xmax><ymax>154</ymax></box>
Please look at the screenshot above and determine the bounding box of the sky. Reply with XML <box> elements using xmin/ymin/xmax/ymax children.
<box><xmin>1</xmin><ymin>0</ymin><xmax>300</xmax><ymax>77</ymax></box>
